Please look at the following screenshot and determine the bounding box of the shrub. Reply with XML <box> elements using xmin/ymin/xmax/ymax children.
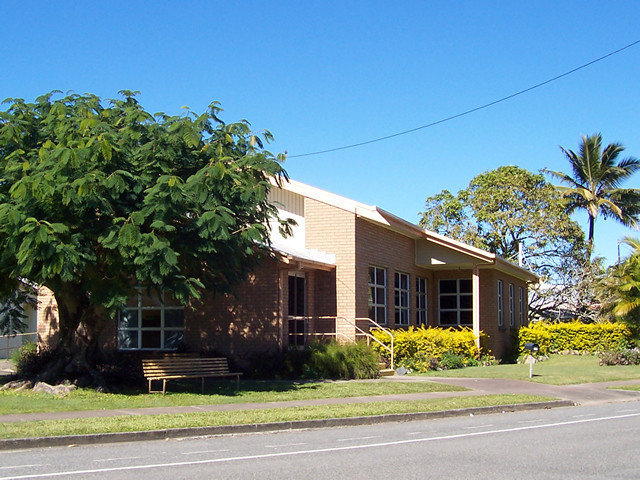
<box><xmin>518</xmin><ymin>321</ymin><xmax>632</xmax><ymax>355</ymax></box>
<box><xmin>13</xmin><ymin>342</ymin><xmax>55</xmax><ymax>378</ymax></box>
<box><xmin>371</xmin><ymin>326</ymin><xmax>480</xmax><ymax>365</ymax></box>
<box><xmin>599</xmin><ymin>348</ymin><xmax>640</xmax><ymax>366</ymax></box>
<box><xmin>303</xmin><ymin>340</ymin><xmax>380</xmax><ymax>380</ymax></box>
<box><xmin>439</xmin><ymin>352</ymin><xmax>466</xmax><ymax>370</ymax></box>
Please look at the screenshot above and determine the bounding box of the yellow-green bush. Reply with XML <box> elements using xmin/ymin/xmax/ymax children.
<box><xmin>371</xmin><ymin>326</ymin><xmax>480</xmax><ymax>365</ymax></box>
<box><xmin>518</xmin><ymin>321</ymin><xmax>632</xmax><ymax>355</ymax></box>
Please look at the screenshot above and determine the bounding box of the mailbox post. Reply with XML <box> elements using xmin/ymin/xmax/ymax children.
<box><xmin>524</xmin><ymin>343</ymin><xmax>540</xmax><ymax>378</ymax></box>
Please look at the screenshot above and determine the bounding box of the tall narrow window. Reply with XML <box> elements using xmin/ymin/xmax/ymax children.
<box><xmin>368</xmin><ymin>266</ymin><xmax>387</xmax><ymax>324</ymax></box>
<box><xmin>509</xmin><ymin>283</ymin><xmax>515</xmax><ymax>327</ymax></box>
<box><xmin>118</xmin><ymin>290</ymin><xmax>184</xmax><ymax>351</ymax></box>
<box><xmin>416</xmin><ymin>277</ymin><xmax>427</xmax><ymax>326</ymax></box>
<box><xmin>395</xmin><ymin>272</ymin><xmax>410</xmax><ymax>325</ymax></box>
<box><xmin>439</xmin><ymin>279</ymin><xmax>472</xmax><ymax>326</ymax></box>
<box><xmin>497</xmin><ymin>280</ymin><xmax>504</xmax><ymax>327</ymax></box>
<box><xmin>288</xmin><ymin>273</ymin><xmax>306</xmax><ymax>346</ymax></box>
<box><xmin>519</xmin><ymin>287</ymin><xmax>525</xmax><ymax>325</ymax></box>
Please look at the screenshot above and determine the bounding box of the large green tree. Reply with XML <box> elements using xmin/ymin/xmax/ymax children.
<box><xmin>546</xmin><ymin>133</ymin><xmax>640</xmax><ymax>245</ymax></box>
<box><xmin>0</xmin><ymin>91</ymin><xmax>289</xmax><ymax>386</ymax></box>
<box><xmin>420</xmin><ymin>166</ymin><xmax>589</xmax><ymax>318</ymax></box>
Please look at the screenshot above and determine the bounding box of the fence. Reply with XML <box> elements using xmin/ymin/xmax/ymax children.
<box><xmin>0</xmin><ymin>332</ymin><xmax>37</xmax><ymax>360</ymax></box>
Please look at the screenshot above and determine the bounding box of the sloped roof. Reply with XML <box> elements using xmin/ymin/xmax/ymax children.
<box><xmin>272</xmin><ymin>177</ymin><xmax>538</xmax><ymax>282</ymax></box>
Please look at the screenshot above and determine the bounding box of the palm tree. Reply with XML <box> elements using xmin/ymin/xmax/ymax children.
<box><xmin>599</xmin><ymin>237</ymin><xmax>640</xmax><ymax>322</ymax></box>
<box><xmin>546</xmin><ymin>133</ymin><xmax>640</xmax><ymax>246</ymax></box>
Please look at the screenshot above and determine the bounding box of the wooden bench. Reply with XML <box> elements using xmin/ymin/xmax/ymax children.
<box><xmin>141</xmin><ymin>357</ymin><xmax>242</xmax><ymax>395</ymax></box>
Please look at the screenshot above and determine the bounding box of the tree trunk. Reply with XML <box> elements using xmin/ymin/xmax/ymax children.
<box><xmin>34</xmin><ymin>285</ymin><xmax>111</xmax><ymax>391</ymax></box>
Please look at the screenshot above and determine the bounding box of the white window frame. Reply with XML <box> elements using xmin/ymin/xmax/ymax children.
<box><xmin>509</xmin><ymin>283</ymin><xmax>515</xmax><ymax>327</ymax></box>
<box><xmin>497</xmin><ymin>280</ymin><xmax>504</xmax><ymax>327</ymax></box>
<box><xmin>519</xmin><ymin>286</ymin><xmax>525</xmax><ymax>325</ymax></box>
<box><xmin>395</xmin><ymin>272</ymin><xmax>410</xmax><ymax>326</ymax></box>
<box><xmin>416</xmin><ymin>277</ymin><xmax>428</xmax><ymax>326</ymax></box>
<box><xmin>118</xmin><ymin>290</ymin><xmax>184</xmax><ymax>351</ymax></box>
<box><xmin>438</xmin><ymin>279</ymin><xmax>473</xmax><ymax>327</ymax></box>
<box><xmin>368</xmin><ymin>266</ymin><xmax>387</xmax><ymax>325</ymax></box>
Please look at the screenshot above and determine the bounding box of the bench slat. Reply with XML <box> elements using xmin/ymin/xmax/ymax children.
<box><xmin>141</xmin><ymin>357</ymin><xmax>242</xmax><ymax>395</ymax></box>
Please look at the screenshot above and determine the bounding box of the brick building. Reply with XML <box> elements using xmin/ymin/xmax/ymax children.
<box><xmin>38</xmin><ymin>179</ymin><xmax>537</xmax><ymax>364</ymax></box>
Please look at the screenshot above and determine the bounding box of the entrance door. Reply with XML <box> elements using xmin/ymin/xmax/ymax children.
<box><xmin>288</xmin><ymin>273</ymin><xmax>306</xmax><ymax>346</ymax></box>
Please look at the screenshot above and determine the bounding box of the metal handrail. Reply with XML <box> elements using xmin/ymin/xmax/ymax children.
<box><xmin>336</xmin><ymin>316</ymin><xmax>394</xmax><ymax>370</ymax></box>
<box><xmin>285</xmin><ymin>315</ymin><xmax>394</xmax><ymax>369</ymax></box>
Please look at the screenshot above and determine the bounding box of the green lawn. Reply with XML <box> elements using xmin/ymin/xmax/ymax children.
<box><xmin>418</xmin><ymin>354</ymin><xmax>640</xmax><ymax>385</ymax></box>
<box><xmin>0</xmin><ymin>379</ymin><xmax>466</xmax><ymax>415</ymax></box>
<box><xmin>0</xmin><ymin>394</ymin><xmax>552</xmax><ymax>440</ymax></box>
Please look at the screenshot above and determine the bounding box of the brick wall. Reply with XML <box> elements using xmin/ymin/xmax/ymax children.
<box><xmin>304</xmin><ymin>197</ymin><xmax>357</xmax><ymax>339</ymax></box>
<box><xmin>185</xmin><ymin>257</ymin><xmax>281</xmax><ymax>362</ymax></box>
<box><xmin>36</xmin><ymin>286</ymin><xmax>59</xmax><ymax>349</ymax></box>
<box><xmin>355</xmin><ymin>218</ymin><xmax>434</xmax><ymax>328</ymax></box>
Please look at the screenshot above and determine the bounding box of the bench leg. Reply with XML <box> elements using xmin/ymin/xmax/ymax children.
<box><xmin>201</xmin><ymin>377</ymin><xmax>205</xmax><ymax>394</ymax></box>
<box><xmin>163</xmin><ymin>379</ymin><xmax>167</xmax><ymax>396</ymax></box>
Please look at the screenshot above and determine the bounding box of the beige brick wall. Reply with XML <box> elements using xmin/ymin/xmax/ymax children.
<box><xmin>355</xmin><ymin>218</ymin><xmax>433</xmax><ymax>327</ymax></box>
<box><xmin>304</xmin><ymin>197</ymin><xmax>357</xmax><ymax>339</ymax></box>
<box><xmin>36</xmin><ymin>286</ymin><xmax>59</xmax><ymax>349</ymax></box>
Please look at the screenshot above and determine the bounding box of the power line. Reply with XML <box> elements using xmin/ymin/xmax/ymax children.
<box><xmin>289</xmin><ymin>39</ymin><xmax>640</xmax><ymax>159</ymax></box>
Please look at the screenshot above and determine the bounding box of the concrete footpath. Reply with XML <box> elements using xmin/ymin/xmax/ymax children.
<box><xmin>2</xmin><ymin>359</ymin><xmax>640</xmax><ymax>450</ymax></box>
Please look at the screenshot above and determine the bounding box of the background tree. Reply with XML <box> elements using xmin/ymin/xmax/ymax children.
<box><xmin>546</xmin><ymin>133</ymin><xmax>640</xmax><ymax>247</ymax></box>
<box><xmin>420</xmin><ymin>166</ymin><xmax>589</xmax><ymax>318</ymax></box>
<box><xmin>0</xmin><ymin>91</ymin><xmax>289</xmax><ymax>387</ymax></box>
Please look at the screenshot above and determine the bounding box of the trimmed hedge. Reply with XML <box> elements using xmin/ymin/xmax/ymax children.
<box><xmin>371</xmin><ymin>326</ymin><xmax>480</xmax><ymax>366</ymax></box>
<box><xmin>518</xmin><ymin>321</ymin><xmax>632</xmax><ymax>355</ymax></box>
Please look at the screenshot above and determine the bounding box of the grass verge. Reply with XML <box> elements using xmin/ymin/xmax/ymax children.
<box><xmin>609</xmin><ymin>384</ymin><xmax>640</xmax><ymax>392</ymax></box>
<box><xmin>0</xmin><ymin>394</ymin><xmax>552</xmax><ymax>440</ymax></box>
<box><xmin>0</xmin><ymin>380</ymin><xmax>467</xmax><ymax>415</ymax></box>
<box><xmin>417</xmin><ymin>355</ymin><xmax>640</xmax><ymax>385</ymax></box>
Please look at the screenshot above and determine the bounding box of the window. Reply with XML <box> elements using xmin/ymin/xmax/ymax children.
<box><xmin>395</xmin><ymin>272</ymin><xmax>410</xmax><ymax>325</ymax></box>
<box><xmin>416</xmin><ymin>277</ymin><xmax>428</xmax><ymax>326</ymax></box>
<box><xmin>497</xmin><ymin>280</ymin><xmax>504</xmax><ymax>327</ymax></box>
<box><xmin>519</xmin><ymin>287</ymin><xmax>525</xmax><ymax>325</ymax></box>
<box><xmin>118</xmin><ymin>290</ymin><xmax>184</xmax><ymax>350</ymax></box>
<box><xmin>438</xmin><ymin>279</ymin><xmax>472</xmax><ymax>326</ymax></box>
<box><xmin>288</xmin><ymin>273</ymin><xmax>306</xmax><ymax>346</ymax></box>
<box><xmin>509</xmin><ymin>284</ymin><xmax>515</xmax><ymax>327</ymax></box>
<box><xmin>368</xmin><ymin>266</ymin><xmax>387</xmax><ymax>324</ymax></box>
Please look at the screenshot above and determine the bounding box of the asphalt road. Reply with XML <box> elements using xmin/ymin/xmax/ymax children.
<box><xmin>1</xmin><ymin>401</ymin><xmax>639</xmax><ymax>480</ymax></box>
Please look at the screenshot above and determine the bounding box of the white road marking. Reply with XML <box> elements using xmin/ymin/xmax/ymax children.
<box><xmin>3</xmin><ymin>412</ymin><xmax>640</xmax><ymax>480</ymax></box>
<box><xmin>182</xmin><ymin>449</ymin><xmax>230</xmax><ymax>456</ymax></box>
<box><xmin>0</xmin><ymin>466</ymin><xmax>44</xmax><ymax>472</ymax></box>
<box><xmin>264</xmin><ymin>442</ymin><xmax>307</xmax><ymax>449</ymax></box>
<box><xmin>336</xmin><ymin>436</ymin><xmax>380</xmax><ymax>442</ymax></box>
<box><xmin>94</xmin><ymin>457</ymin><xmax>142</xmax><ymax>463</ymax></box>
<box><xmin>463</xmin><ymin>424</ymin><xmax>493</xmax><ymax>430</ymax></box>
<box><xmin>572</xmin><ymin>414</ymin><xmax>596</xmax><ymax>418</ymax></box>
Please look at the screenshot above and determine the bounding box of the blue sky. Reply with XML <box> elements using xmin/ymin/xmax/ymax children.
<box><xmin>2</xmin><ymin>1</ymin><xmax>639</xmax><ymax>266</ymax></box>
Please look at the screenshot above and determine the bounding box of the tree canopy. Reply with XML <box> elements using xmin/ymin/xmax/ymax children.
<box><xmin>419</xmin><ymin>166</ymin><xmax>589</xmax><ymax>319</ymax></box>
<box><xmin>420</xmin><ymin>166</ymin><xmax>586</xmax><ymax>275</ymax></box>
<box><xmin>0</xmin><ymin>91</ymin><xmax>289</xmax><ymax>383</ymax></box>
<box><xmin>546</xmin><ymin>133</ymin><xmax>640</xmax><ymax>245</ymax></box>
